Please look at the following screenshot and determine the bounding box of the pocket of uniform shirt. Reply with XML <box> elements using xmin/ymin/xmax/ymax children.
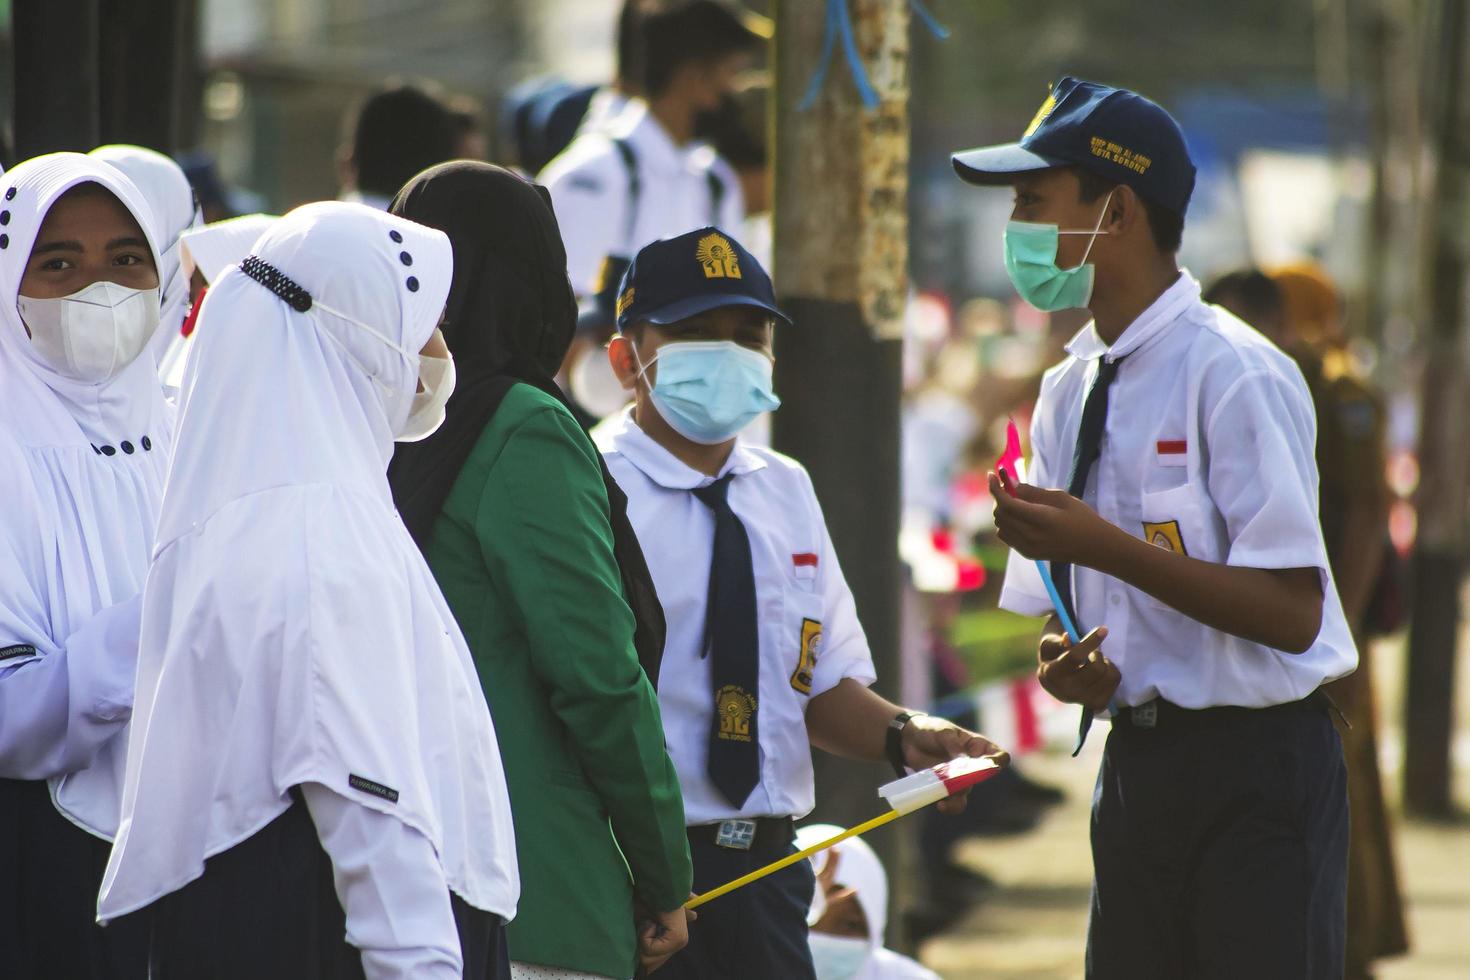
<box><xmin>783</xmin><ymin>589</ymin><xmax>826</xmax><ymax>696</ymax></box>
<box><xmin>1137</xmin><ymin>483</ymin><xmax>1219</xmax><ymax>616</ymax></box>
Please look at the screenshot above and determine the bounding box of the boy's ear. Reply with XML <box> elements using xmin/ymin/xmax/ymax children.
<box><xmin>608</xmin><ymin>335</ymin><xmax>641</xmax><ymax>390</ymax></box>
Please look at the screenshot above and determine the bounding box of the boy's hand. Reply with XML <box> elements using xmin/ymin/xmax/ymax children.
<box><xmin>900</xmin><ymin>714</ymin><xmax>1009</xmax><ymax>815</ymax></box>
<box><xmin>1037</xmin><ymin>625</ymin><xmax>1120</xmax><ymax>713</ymax></box>
<box><xmin>989</xmin><ymin>471</ymin><xmax>1119</xmax><ymax>567</ymax></box>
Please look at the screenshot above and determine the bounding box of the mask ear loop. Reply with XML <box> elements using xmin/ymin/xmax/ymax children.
<box><xmin>626</xmin><ymin>341</ymin><xmax>660</xmax><ymax>394</ymax></box>
<box><xmin>1076</xmin><ymin>190</ymin><xmax>1115</xmax><ymax>267</ymax></box>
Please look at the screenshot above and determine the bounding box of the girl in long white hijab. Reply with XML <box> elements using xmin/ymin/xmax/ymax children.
<box><xmin>99</xmin><ymin>201</ymin><xmax>519</xmax><ymax>980</ymax></box>
<box><xmin>0</xmin><ymin>153</ymin><xmax>171</xmax><ymax>978</ymax></box>
<box><xmin>88</xmin><ymin>144</ymin><xmax>201</xmax><ymax>366</ymax></box>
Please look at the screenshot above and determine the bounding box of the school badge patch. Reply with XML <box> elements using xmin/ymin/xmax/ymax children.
<box><xmin>790</xmin><ymin>618</ymin><xmax>823</xmax><ymax>695</ymax></box>
<box><xmin>716</xmin><ymin>684</ymin><xmax>756</xmax><ymax>741</ymax></box>
<box><xmin>1142</xmin><ymin>519</ymin><xmax>1187</xmax><ymax>555</ymax></box>
<box><xmin>696</xmin><ymin>233</ymin><xmax>742</xmax><ymax>280</ymax></box>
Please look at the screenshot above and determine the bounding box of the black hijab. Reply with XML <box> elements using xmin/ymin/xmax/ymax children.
<box><xmin>387</xmin><ymin>161</ymin><xmax>666</xmax><ymax>684</ymax></box>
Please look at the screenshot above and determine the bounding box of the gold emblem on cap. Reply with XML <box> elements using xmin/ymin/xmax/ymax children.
<box><xmin>1023</xmin><ymin>91</ymin><xmax>1058</xmax><ymax>139</ymax></box>
<box><xmin>696</xmin><ymin>233</ymin><xmax>742</xmax><ymax>280</ymax></box>
<box><xmin>616</xmin><ymin>286</ymin><xmax>636</xmax><ymax>318</ymax></box>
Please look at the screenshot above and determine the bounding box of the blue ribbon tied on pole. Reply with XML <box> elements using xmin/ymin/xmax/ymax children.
<box><xmin>799</xmin><ymin>0</ymin><xmax>950</xmax><ymax>112</ymax></box>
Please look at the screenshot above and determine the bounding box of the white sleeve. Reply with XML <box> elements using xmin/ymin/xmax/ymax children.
<box><xmin>540</xmin><ymin>147</ymin><xmax>621</xmax><ymax>297</ymax></box>
<box><xmin>998</xmin><ymin>406</ymin><xmax>1061</xmax><ymax>617</ymax></box>
<box><xmin>810</xmin><ymin>493</ymin><xmax>877</xmax><ymax>696</ymax></box>
<box><xmin>300</xmin><ymin>782</ymin><xmax>463</xmax><ymax>980</ymax></box>
<box><xmin>0</xmin><ymin>592</ymin><xmax>141</xmax><ymax>780</ymax></box>
<box><xmin>1205</xmin><ymin>368</ymin><xmax>1330</xmax><ymax>573</ymax></box>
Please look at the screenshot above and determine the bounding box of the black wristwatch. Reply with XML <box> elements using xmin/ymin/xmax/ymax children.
<box><xmin>885</xmin><ymin>711</ymin><xmax>924</xmax><ymax>778</ymax></box>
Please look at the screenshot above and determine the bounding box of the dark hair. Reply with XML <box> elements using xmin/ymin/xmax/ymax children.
<box><xmin>1073</xmin><ymin>166</ymin><xmax>1184</xmax><ymax>254</ymax></box>
<box><xmin>616</xmin><ymin>0</ymin><xmax>645</xmax><ymax>92</ymax></box>
<box><xmin>346</xmin><ymin>83</ymin><xmax>458</xmax><ymax>198</ymax></box>
<box><xmin>640</xmin><ymin>1</ymin><xmax>762</xmax><ymax>98</ymax></box>
<box><xmin>1203</xmin><ymin>269</ymin><xmax>1284</xmax><ymax>325</ymax></box>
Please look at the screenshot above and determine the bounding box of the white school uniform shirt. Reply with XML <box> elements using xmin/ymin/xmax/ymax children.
<box><xmin>999</xmin><ymin>273</ymin><xmax>1357</xmax><ymax>710</ymax></box>
<box><xmin>540</xmin><ymin>101</ymin><xmax>744</xmax><ymax>296</ymax></box>
<box><xmin>597</xmin><ymin>410</ymin><xmax>876</xmax><ymax>825</ymax></box>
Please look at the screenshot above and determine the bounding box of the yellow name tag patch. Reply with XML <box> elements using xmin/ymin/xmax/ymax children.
<box><xmin>790</xmin><ymin>618</ymin><xmax>823</xmax><ymax>695</ymax></box>
<box><xmin>1142</xmin><ymin>519</ymin><xmax>1187</xmax><ymax>555</ymax></box>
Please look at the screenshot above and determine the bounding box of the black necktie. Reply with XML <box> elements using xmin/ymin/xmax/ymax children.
<box><xmin>693</xmin><ymin>474</ymin><xmax>761</xmax><ymax>808</ymax></box>
<box><xmin>1053</xmin><ymin>356</ymin><xmax>1123</xmax><ymax>755</ymax></box>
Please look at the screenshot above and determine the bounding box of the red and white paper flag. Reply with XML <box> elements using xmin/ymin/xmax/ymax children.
<box><xmin>878</xmin><ymin>755</ymin><xmax>1004</xmax><ymax>815</ymax></box>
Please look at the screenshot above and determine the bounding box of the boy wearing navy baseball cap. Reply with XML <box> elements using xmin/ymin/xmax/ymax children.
<box><xmin>598</xmin><ymin>227</ymin><xmax>1004</xmax><ymax>978</ymax></box>
<box><xmin>958</xmin><ymin>78</ymin><xmax>1355</xmax><ymax>978</ymax></box>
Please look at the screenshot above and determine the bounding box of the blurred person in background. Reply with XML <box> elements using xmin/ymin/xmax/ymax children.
<box><xmin>339</xmin><ymin>82</ymin><xmax>459</xmax><ymax>210</ymax></box>
<box><xmin>540</xmin><ymin>0</ymin><xmax>766</xmax><ymax>296</ymax></box>
<box><xmin>564</xmin><ymin>255</ymin><xmax>635</xmax><ymax>428</ymax></box>
<box><xmin>697</xmin><ymin>81</ymin><xmax>771</xmax><ymax>267</ymax></box>
<box><xmin>1208</xmin><ymin>265</ymin><xmax>1407</xmax><ymax>980</ymax></box>
<box><xmin>797</xmin><ymin>825</ymin><xmax>939</xmax><ymax>980</ymax></box>
<box><xmin>387</xmin><ymin>162</ymin><xmax>694</xmax><ymax>980</ymax></box>
<box><xmin>449</xmin><ymin>96</ymin><xmax>490</xmax><ymax>162</ymax></box>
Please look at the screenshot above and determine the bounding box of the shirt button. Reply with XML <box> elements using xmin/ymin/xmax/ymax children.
<box><xmin>120</xmin><ymin>441</ymin><xmax>135</xmax><ymax>454</ymax></box>
<box><xmin>1110</xmin><ymin>594</ymin><xmax>1122</xmax><ymax>606</ymax></box>
<box><xmin>100</xmin><ymin>445</ymin><xmax>116</xmax><ymax>456</ymax></box>
<box><xmin>141</xmin><ymin>435</ymin><xmax>152</xmax><ymax>451</ymax></box>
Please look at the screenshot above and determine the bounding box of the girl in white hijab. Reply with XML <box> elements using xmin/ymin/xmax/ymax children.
<box><xmin>0</xmin><ymin>153</ymin><xmax>171</xmax><ymax>978</ymax></box>
<box><xmin>797</xmin><ymin>826</ymin><xmax>941</xmax><ymax>980</ymax></box>
<box><xmin>98</xmin><ymin>201</ymin><xmax>519</xmax><ymax>980</ymax></box>
<box><xmin>88</xmin><ymin>145</ymin><xmax>201</xmax><ymax>367</ymax></box>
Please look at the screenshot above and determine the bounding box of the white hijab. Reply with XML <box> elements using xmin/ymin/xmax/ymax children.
<box><xmin>0</xmin><ymin>152</ymin><xmax>172</xmax><ymax>837</ymax></box>
<box><xmin>156</xmin><ymin>213</ymin><xmax>278</xmax><ymax>390</ymax></box>
<box><xmin>99</xmin><ymin>201</ymin><xmax>519</xmax><ymax>923</ymax></box>
<box><xmin>88</xmin><ymin>145</ymin><xmax>201</xmax><ymax>363</ymax></box>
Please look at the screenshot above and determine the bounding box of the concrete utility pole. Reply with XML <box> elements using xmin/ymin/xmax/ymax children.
<box><xmin>1404</xmin><ymin>0</ymin><xmax>1468</xmax><ymax>817</ymax></box>
<box><xmin>770</xmin><ymin>0</ymin><xmax>913</xmax><ymax>936</ymax></box>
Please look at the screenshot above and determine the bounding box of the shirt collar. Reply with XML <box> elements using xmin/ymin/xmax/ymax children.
<box><xmin>1065</xmin><ymin>271</ymin><xmax>1202</xmax><ymax>363</ymax></box>
<box><xmin>615</xmin><ymin>101</ymin><xmax>714</xmax><ymax>173</ymax></box>
<box><xmin>607</xmin><ymin>407</ymin><xmax>767</xmax><ymax>490</ymax></box>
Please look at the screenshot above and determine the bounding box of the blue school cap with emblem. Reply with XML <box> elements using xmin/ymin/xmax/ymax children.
<box><xmin>951</xmin><ymin>76</ymin><xmax>1196</xmax><ymax>216</ymax></box>
<box><xmin>615</xmin><ymin>226</ymin><xmax>791</xmax><ymax>333</ymax></box>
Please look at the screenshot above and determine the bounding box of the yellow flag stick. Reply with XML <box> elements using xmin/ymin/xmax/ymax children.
<box><xmin>685</xmin><ymin>809</ymin><xmax>900</xmax><ymax>910</ymax></box>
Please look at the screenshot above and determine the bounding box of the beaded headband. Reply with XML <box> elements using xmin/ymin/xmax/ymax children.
<box><xmin>240</xmin><ymin>255</ymin><xmax>313</xmax><ymax>313</ymax></box>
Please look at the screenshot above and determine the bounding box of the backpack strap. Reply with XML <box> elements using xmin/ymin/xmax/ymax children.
<box><xmin>705</xmin><ymin>165</ymin><xmax>727</xmax><ymax>225</ymax></box>
<box><xmin>611</xmin><ymin>137</ymin><xmax>641</xmax><ymax>253</ymax></box>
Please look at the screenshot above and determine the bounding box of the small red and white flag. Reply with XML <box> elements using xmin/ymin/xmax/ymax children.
<box><xmin>878</xmin><ymin>755</ymin><xmax>1004</xmax><ymax>815</ymax></box>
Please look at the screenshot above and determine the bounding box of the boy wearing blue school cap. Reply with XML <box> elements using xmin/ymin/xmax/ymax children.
<box><xmin>956</xmin><ymin>77</ymin><xmax>1356</xmax><ymax>978</ymax></box>
<box><xmin>597</xmin><ymin>227</ymin><xmax>1004</xmax><ymax>978</ymax></box>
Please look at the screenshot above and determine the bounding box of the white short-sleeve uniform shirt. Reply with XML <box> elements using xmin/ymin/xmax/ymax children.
<box><xmin>598</xmin><ymin>410</ymin><xmax>876</xmax><ymax>825</ymax></box>
<box><xmin>999</xmin><ymin>273</ymin><xmax>1357</xmax><ymax>710</ymax></box>
<box><xmin>540</xmin><ymin>102</ymin><xmax>745</xmax><ymax>297</ymax></box>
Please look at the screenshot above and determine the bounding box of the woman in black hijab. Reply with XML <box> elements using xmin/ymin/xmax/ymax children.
<box><xmin>388</xmin><ymin>162</ymin><xmax>692</xmax><ymax>980</ymax></box>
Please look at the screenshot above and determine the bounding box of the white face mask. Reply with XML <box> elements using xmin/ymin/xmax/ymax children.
<box><xmin>808</xmin><ymin>932</ymin><xmax>871</xmax><ymax>980</ymax></box>
<box><xmin>568</xmin><ymin>344</ymin><xmax>629</xmax><ymax>420</ymax></box>
<box><xmin>18</xmin><ymin>280</ymin><xmax>161</xmax><ymax>383</ymax></box>
<box><xmin>395</xmin><ymin>349</ymin><xmax>456</xmax><ymax>442</ymax></box>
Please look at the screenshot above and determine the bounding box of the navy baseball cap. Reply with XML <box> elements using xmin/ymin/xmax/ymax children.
<box><xmin>615</xmin><ymin>226</ymin><xmax>791</xmax><ymax>333</ymax></box>
<box><xmin>952</xmin><ymin>76</ymin><xmax>1196</xmax><ymax>216</ymax></box>
<box><xmin>577</xmin><ymin>255</ymin><xmax>631</xmax><ymax>335</ymax></box>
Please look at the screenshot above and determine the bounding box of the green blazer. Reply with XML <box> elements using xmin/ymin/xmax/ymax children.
<box><xmin>426</xmin><ymin>383</ymin><xmax>691</xmax><ymax>977</ymax></box>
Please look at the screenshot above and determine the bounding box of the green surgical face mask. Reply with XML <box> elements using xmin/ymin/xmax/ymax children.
<box><xmin>1002</xmin><ymin>192</ymin><xmax>1113</xmax><ymax>312</ymax></box>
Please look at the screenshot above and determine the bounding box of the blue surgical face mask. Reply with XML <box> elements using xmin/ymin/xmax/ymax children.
<box><xmin>1002</xmin><ymin>191</ymin><xmax>1113</xmax><ymax>312</ymax></box>
<box><xmin>808</xmin><ymin>932</ymin><xmax>871</xmax><ymax>980</ymax></box>
<box><xmin>634</xmin><ymin>340</ymin><xmax>781</xmax><ymax>445</ymax></box>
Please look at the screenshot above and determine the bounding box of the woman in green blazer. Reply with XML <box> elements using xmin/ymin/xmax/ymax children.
<box><xmin>388</xmin><ymin>162</ymin><xmax>691</xmax><ymax>979</ymax></box>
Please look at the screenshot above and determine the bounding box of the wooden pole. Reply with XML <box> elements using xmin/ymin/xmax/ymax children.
<box><xmin>1403</xmin><ymin>0</ymin><xmax>1468</xmax><ymax>817</ymax></box>
<box><xmin>771</xmin><ymin>0</ymin><xmax>913</xmax><ymax>942</ymax></box>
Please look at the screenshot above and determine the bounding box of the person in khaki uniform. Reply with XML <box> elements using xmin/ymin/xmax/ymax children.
<box><xmin>1206</xmin><ymin>266</ymin><xmax>1408</xmax><ymax>980</ymax></box>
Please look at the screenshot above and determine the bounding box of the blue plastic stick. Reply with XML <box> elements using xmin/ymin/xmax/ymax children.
<box><xmin>1036</xmin><ymin>560</ymin><xmax>1081</xmax><ymax>643</ymax></box>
